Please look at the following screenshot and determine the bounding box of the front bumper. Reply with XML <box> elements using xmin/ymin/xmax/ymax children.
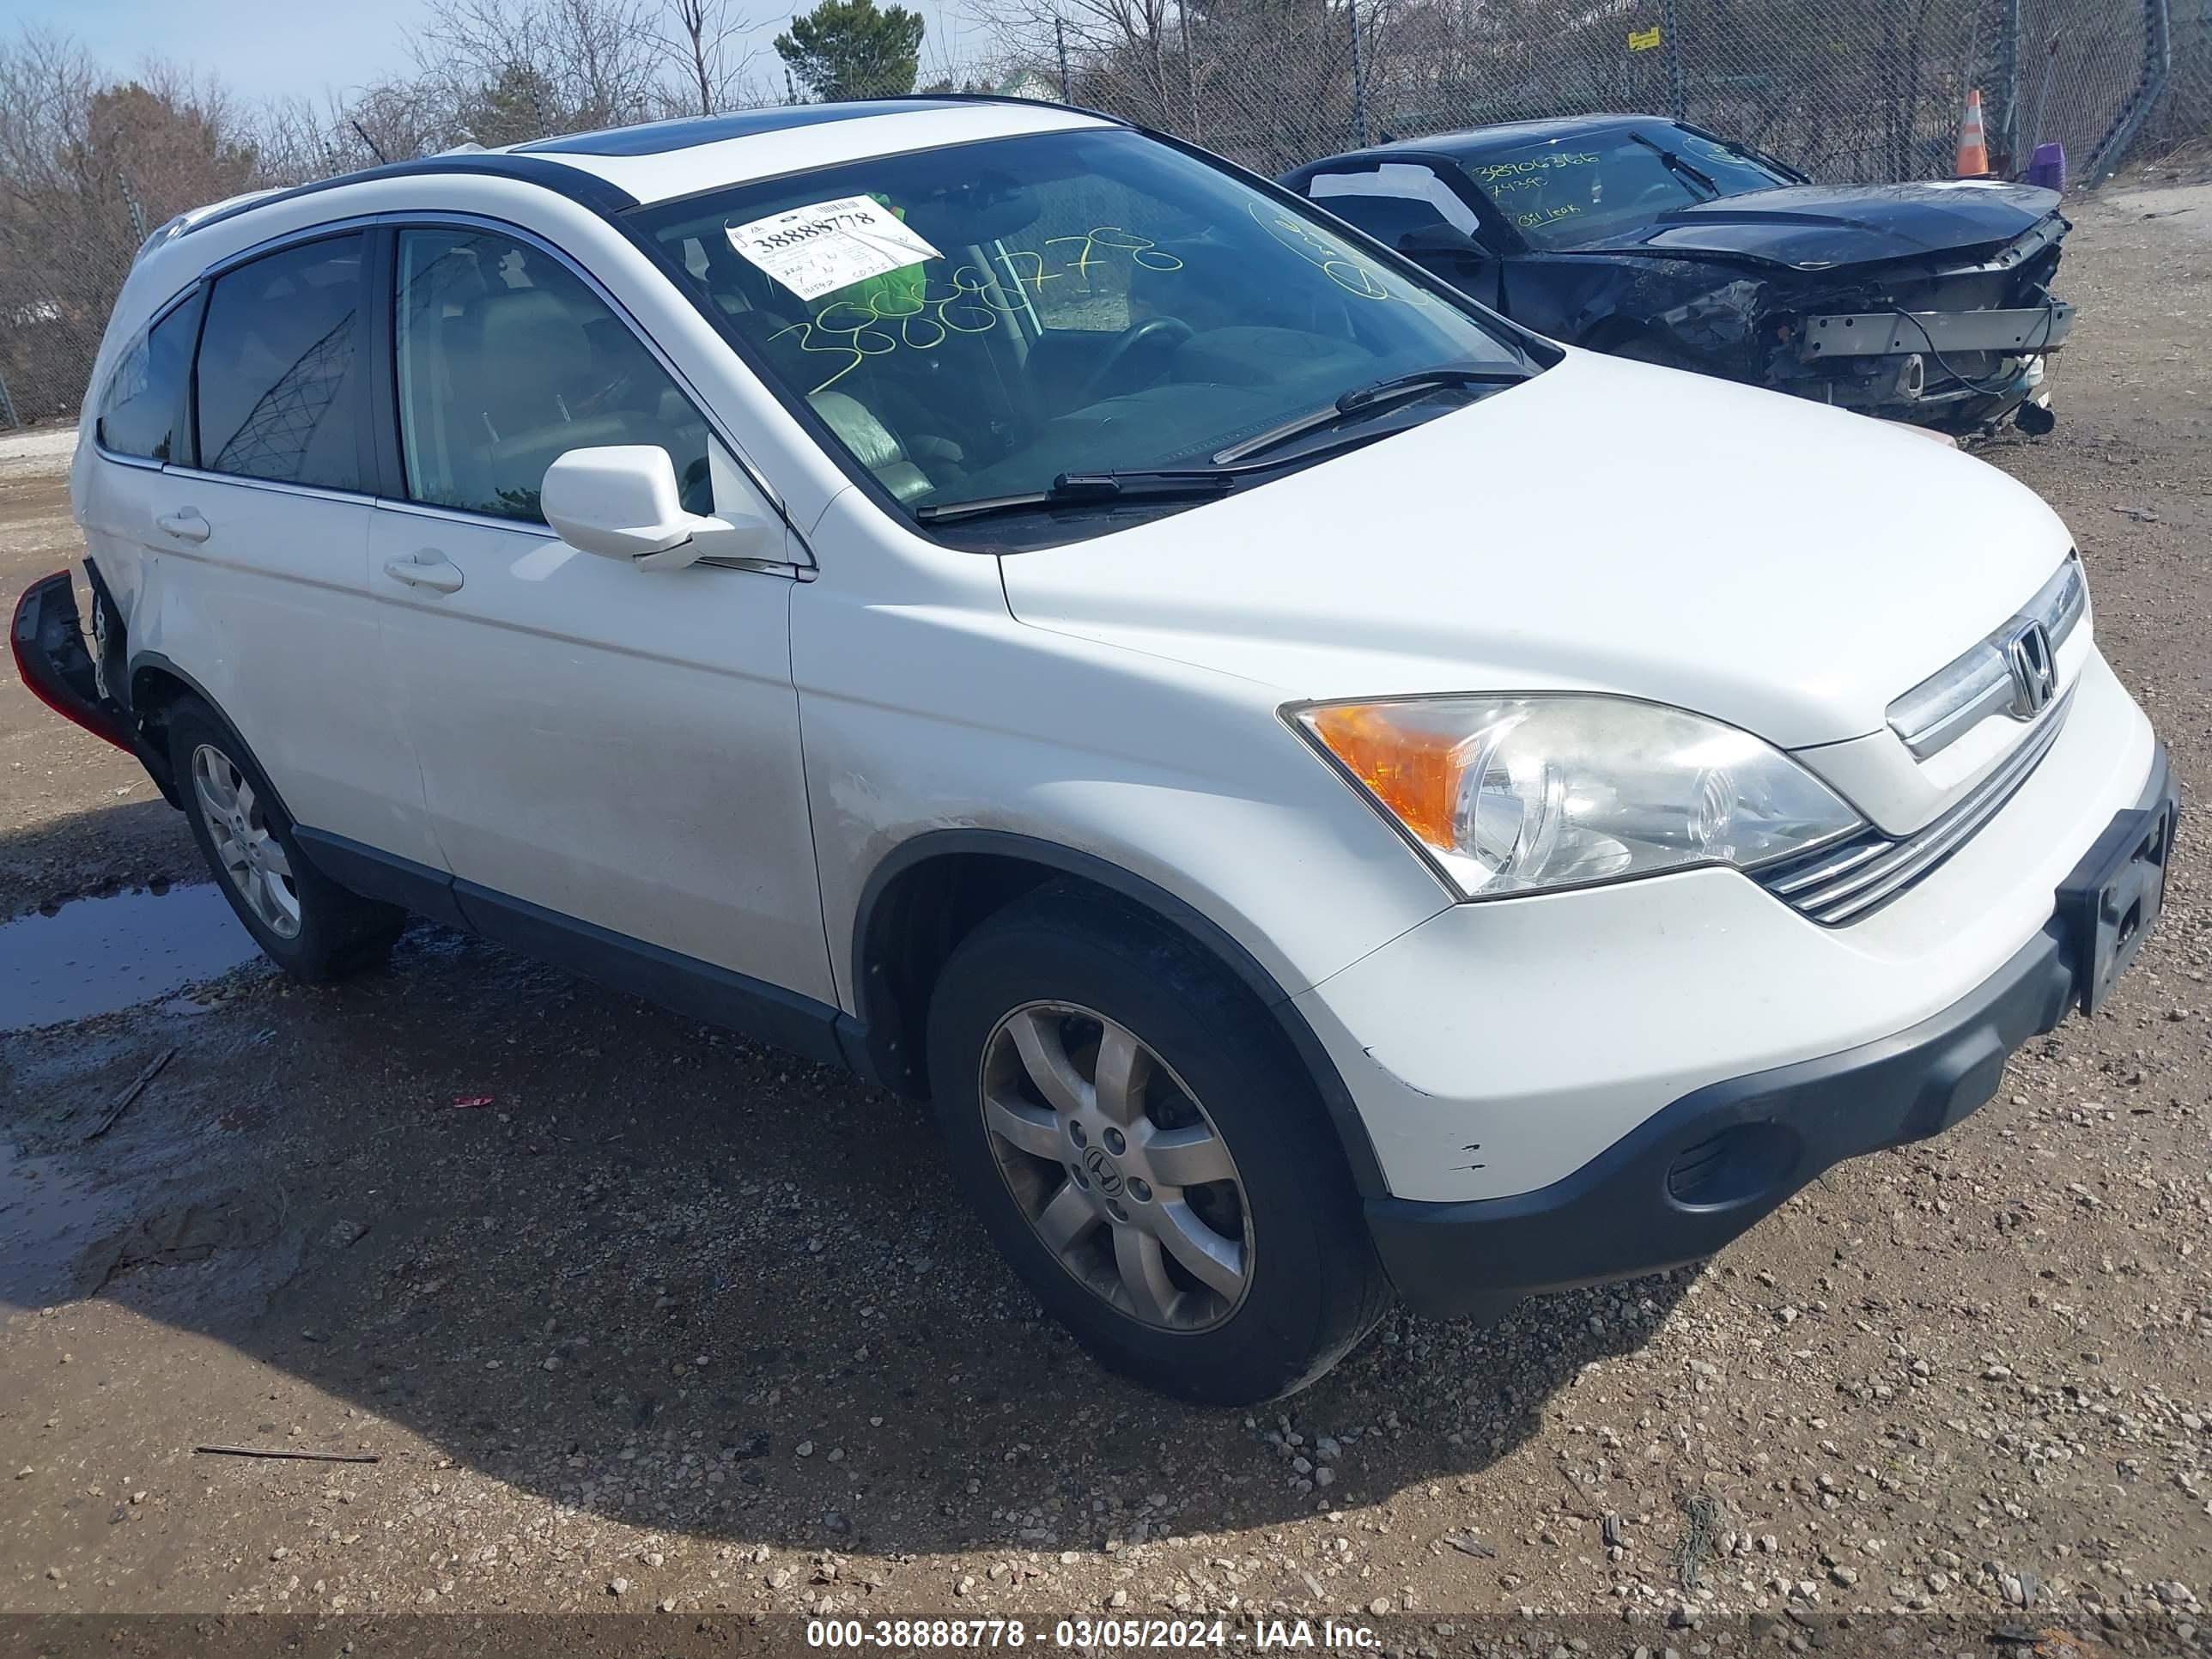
<box><xmin>1297</xmin><ymin>650</ymin><xmax>2154</xmax><ymax>1205</ymax></box>
<box><xmin>1365</xmin><ymin>743</ymin><xmax>2176</xmax><ymax>1322</ymax></box>
<box><xmin>1767</xmin><ymin>305</ymin><xmax>2069</xmax><ymax>431</ymax></box>
<box><xmin>1796</xmin><ymin>304</ymin><xmax>2074</xmax><ymax>362</ymax></box>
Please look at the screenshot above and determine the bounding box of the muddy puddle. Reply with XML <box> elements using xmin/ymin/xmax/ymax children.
<box><xmin>0</xmin><ymin>884</ymin><xmax>262</xmax><ymax>1030</ymax></box>
<box><xmin>0</xmin><ymin>1140</ymin><xmax>124</xmax><ymax>1312</ymax></box>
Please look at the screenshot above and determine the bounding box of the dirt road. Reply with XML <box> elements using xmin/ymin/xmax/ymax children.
<box><xmin>2</xmin><ymin>178</ymin><xmax>2207</xmax><ymax>1648</ymax></box>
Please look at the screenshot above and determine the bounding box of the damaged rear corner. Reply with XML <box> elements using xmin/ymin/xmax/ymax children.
<box><xmin>9</xmin><ymin>562</ymin><xmax>179</xmax><ymax>805</ymax></box>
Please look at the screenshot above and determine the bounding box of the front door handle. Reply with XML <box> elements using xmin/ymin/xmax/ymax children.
<box><xmin>155</xmin><ymin>508</ymin><xmax>210</xmax><ymax>544</ymax></box>
<box><xmin>383</xmin><ymin>550</ymin><xmax>465</xmax><ymax>594</ymax></box>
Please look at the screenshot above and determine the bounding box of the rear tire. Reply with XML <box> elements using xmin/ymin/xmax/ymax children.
<box><xmin>927</xmin><ymin>883</ymin><xmax>1391</xmax><ymax>1404</ymax></box>
<box><xmin>167</xmin><ymin>695</ymin><xmax>404</xmax><ymax>981</ymax></box>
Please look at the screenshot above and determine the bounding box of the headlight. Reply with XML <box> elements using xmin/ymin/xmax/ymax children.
<box><xmin>1294</xmin><ymin>695</ymin><xmax>1865</xmax><ymax>899</ymax></box>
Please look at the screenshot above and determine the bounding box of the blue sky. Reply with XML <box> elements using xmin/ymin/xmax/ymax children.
<box><xmin>14</xmin><ymin>0</ymin><xmax>983</xmax><ymax>106</ymax></box>
<box><xmin>17</xmin><ymin>0</ymin><xmax>434</xmax><ymax>101</ymax></box>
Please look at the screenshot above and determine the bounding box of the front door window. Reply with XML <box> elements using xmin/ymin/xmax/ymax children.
<box><xmin>393</xmin><ymin>228</ymin><xmax>713</xmax><ymax>522</ymax></box>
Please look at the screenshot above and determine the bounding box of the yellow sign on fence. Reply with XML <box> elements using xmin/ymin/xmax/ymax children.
<box><xmin>1628</xmin><ymin>26</ymin><xmax>1662</xmax><ymax>49</ymax></box>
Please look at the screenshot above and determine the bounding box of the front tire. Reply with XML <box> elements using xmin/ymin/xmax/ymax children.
<box><xmin>167</xmin><ymin>696</ymin><xmax>404</xmax><ymax>981</ymax></box>
<box><xmin>927</xmin><ymin>883</ymin><xmax>1390</xmax><ymax>1404</ymax></box>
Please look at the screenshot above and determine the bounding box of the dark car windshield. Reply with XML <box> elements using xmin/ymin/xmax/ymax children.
<box><xmin>1461</xmin><ymin>124</ymin><xmax>1795</xmax><ymax>247</ymax></box>
<box><xmin>630</xmin><ymin>126</ymin><xmax>1534</xmax><ymax>537</ymax></box>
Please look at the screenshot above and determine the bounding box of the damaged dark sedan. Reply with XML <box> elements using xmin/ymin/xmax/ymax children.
<box><xmin>1282</xmin><ymin>116</ymin><xmax>2072</xmax><ymax>435</ymax></box>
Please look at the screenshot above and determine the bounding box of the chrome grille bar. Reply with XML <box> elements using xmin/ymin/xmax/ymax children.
<box><xmin>1887</xmin><ymin>552</ymin><xmax>2085</xmax><ymax>761</ymax></box>
<box><xmin>1759</xmin><ymin>688</ymin><xmax>2074</xmax><ymax>926</ymax></box>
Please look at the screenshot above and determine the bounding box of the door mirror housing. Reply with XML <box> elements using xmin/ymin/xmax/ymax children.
<box><xmin>541</xmin><ymin>445</ymin><xmax>779</xmax><ymax>572</ymax></box>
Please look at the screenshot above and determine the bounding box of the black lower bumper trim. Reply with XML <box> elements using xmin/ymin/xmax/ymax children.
<box><xmin>1369</xmin><ymin>743</ymin><xmax>2177</xmax><ymax>1322</ymax></box>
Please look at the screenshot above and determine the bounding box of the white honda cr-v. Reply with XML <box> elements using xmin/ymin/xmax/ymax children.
<box><xmin>17</xmin><ymin>96</ymin><xmax>2175</xmax><ymax>1404</ymax></box>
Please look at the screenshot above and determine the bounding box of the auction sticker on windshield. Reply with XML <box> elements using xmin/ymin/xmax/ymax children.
<box><xmin>726</xmin><ymin>195</ymin><xmax>943</xmax><ymax>301</ymax></box>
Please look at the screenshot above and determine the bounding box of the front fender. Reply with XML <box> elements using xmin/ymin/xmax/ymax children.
<box><xmin>848</xmin><ymin>826</ymin><xmax>1395</xmax><ymax>1196</ymax></box>
<box><xmin>1508</xmin><ymin>254</ymin><xmax>1769</xmax><ymax>379</ymax></box>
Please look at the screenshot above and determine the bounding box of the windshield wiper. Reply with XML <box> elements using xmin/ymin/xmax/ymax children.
<box><xmin>1712</xmin><ymin>133</ymin><xmax>1808</xmax><ymax>184</ymax></box>
<box><xmin>918</xmin><ymin>365</ymin><xmax>1531</xmax><ymax>524</ymax></box>
<box><xmin>915</xmin><ymin>469</ymin><xmax>1240</xmax><ymax>526</ymax></box>
<box><xmin>1209</xmin><ymin>363</ymin><xmax>1528</xmax><ymax>466</ymax></box>
<box><xmin>1628</xmin><ymin>133</ymin><xmax>1721</xmax><ymax>199</ymax></box>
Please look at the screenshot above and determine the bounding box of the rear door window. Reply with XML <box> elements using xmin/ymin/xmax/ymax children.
<box><xmin>193</xmin><ymin>234</ymin><xmax>368</xmax><ymax>491</ymax></box>
<box><xmin>96</xmin><ymin>296</ymin><xmax>200</xmax><ymax>462</ymax></box>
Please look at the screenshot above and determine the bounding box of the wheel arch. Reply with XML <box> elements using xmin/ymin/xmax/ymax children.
<box><xmin>127</xmin><ymin>652</ymin><xmax>303</xmax><ymax>828</ymax></box>
<box><xmin>847</xmin><ymin>829</ymin><xmax>1388</xmax><ymax>1197</ymax></box>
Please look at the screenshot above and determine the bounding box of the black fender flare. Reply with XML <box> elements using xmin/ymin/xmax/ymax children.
<box><xmin>848</xmin><ymin>828</ymin><xmax>1389</xmax><ymax>1198</ymax></box>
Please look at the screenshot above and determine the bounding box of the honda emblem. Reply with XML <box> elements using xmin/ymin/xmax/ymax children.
<box><xmin>2002</xmin><ymin>620</ymin><xmax>2057</xmax><ymax>718</ymax></box>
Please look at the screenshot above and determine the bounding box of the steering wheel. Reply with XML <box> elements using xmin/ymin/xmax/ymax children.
<box><xmin>1081</xmin><ymin>318</ymin><xmax>1194</xmax><ymax>402</ymax></box>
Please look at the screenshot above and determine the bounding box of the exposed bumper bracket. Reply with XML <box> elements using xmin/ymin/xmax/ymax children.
<box><xmin>1799</xmin><ymin>303</ymin><xmax>2073</xmax><ymax>361</ymax></box>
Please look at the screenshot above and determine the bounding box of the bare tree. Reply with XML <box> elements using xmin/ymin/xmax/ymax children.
<box><xmin>409</xmin><ymin>0</ymin><xmax>665</xmax><ymax>143</ymax></box>
<box><xmin>661</xmin><ymin>0</ymin><xmax>763</xmax><ymax>114</ymax></box>
<box><xmin>254</xmin><ymin>76</ymin><xmax>465</xmax><ymax>184</ymax></box>
<box><xmin>0</xmin><ymin>27</ymin><xmax>276</xmax><ymax>418</ymax></box>
<box><xmin>346</xmin><ymin>76</ymin><xmax>471</xmax><ymax>161</ymax></box>
<box><xmin>0</xmin><ymin>28</ymin><xmax>102</xmax><ymax>204</ymax></box>
<box><xmin>979</xmin><ymin>0</ymin><xmax>1186</xmax><ymax>127</ymax></box>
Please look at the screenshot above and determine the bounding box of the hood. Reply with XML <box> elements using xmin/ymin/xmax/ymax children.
<box><xmin>1572</xmin><ymin>180</ymin><xmax>2063</xmax><ymax>270</ymax></box>
<box><xmin>997</xmin><ymin>349</ymin><xmax>2075</xmax><ymax>752</ymax></box>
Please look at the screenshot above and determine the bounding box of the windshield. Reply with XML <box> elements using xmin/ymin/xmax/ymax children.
<box><xmin>631</xmin><ymin>126</ymin><xmax>1534</xmax><ymax>538</ymax></box>
<box><xmin>1462</xmin><ymin>125</ymin><xmax>1795</xmax><ymax>248</ymax></box>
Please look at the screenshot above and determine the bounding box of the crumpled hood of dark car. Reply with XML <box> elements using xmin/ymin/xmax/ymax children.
<box><xmin>1571</xmin><ymin>180</ymin><xmax>2063</xmax><ymax>269</ymax></box>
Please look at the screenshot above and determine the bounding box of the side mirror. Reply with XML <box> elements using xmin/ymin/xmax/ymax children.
<box><xmin>541</xmin><ymin>445</ymin><xmax>778</xmax><ymax>572</ymax></box>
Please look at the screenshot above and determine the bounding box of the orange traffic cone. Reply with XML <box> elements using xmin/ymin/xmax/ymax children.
<box><xmin>1956</xmin><ymin>88</ymin><xmax>1990</xmax><ymax>177</ymax></box>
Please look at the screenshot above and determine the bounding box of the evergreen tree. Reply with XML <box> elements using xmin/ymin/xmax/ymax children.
<box><xmin>774</xmin><ymin>0</ymin><xmax>927</xmax><ymax>101</ymax></box>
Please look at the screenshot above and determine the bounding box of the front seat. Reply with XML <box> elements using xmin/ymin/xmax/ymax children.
<box><xmin>451</xmin><ymin>288</ymin><xmax>635</xmax><ymax>510</ymax></box>
<box><xmin>809</xmin><ymin>390</ymin><xmax>934</xmax><ymax>503</ymax></box>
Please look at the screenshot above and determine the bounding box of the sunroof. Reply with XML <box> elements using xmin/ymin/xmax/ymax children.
<box><xmin>518</xmin><ymin>100</ymin><xmax>970</xmax><ymax>157</ymax></box>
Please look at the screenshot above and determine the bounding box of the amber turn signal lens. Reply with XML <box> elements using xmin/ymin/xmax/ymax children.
<box><xmin>1305</xmin><ymin>703</ymin><xmax>1468</xmax><ymax>850</ymax></box>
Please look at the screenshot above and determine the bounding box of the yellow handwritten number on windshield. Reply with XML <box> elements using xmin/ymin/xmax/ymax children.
<box><xmin>770</xmin><ymin>228</ymin><xmax>1186</xmax><ymax>395</ymax></box>
<box><xmin>1243</xmin><ymin>202</ymin><xmax>1437</xmax><ymax>306</ymax></box>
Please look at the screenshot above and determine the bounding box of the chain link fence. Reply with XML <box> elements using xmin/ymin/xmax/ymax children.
<box><xmin>0</xmin><ymin>191</ymin><xmax>141</xmax><ymax>429</ymax></box>
<box><xmin>2</xmin><ymin>0</ymin><xmax>2204</xmax><ymax>428</ymax></box>
<box><xmin>1051</xmin><ymin>0</ymin><xmax>2197</xmax><ymax>183</ymax></box>
<box><xmin>2147</xmin><ymin>0</ymin><xmax>2212</xmax><ymax>157</ymax></box>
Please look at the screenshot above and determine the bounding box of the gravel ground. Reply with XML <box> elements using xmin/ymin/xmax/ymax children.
<box><xmin>0</xmin><ymin>175</ymin><xmax>2208</xmax><ymax>1653</ymax></box>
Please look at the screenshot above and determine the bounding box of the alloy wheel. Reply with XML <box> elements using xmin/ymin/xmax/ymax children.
<box><xmin>191</xmin><ymin>743</ymin><xmax>302</xmax><ymax>939</ymax></box>
<box><xmin>978</xmin><ymin>1000</ymin><xmax>1252</xmax><ymax>1332</ymax></box>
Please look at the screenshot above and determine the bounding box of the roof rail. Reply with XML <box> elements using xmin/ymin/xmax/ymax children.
<box><xmin>171</xmin><ymin>151</ymin><xmax>638</xmax><ymax>243</ymax></box>
<box><xmin>862</xmin><ymin>91</ymin><xmax>1129</xmax><ymax>127</ymax></box>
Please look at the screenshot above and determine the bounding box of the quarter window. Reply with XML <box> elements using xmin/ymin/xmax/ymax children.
<box><xmin>194</xmin><ymin>234</ymin><xmax>368</xmax><ymax>490</ymax></box>
<box><xmin>96</xmin><ymin>297</ymin><xmax>199</xmax><ymax>462</ymax></box>
<box><xmin>393</xmin><ymin>227</ymin><xmax>712</xmax><ymax>523</ymax></box>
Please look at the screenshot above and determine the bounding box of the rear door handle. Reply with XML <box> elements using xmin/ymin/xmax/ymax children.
<box><xmin>155</xmin><ymin>508</ymin><xmax>210</xmax><ymax>544</ymax></box>
<box><xmin>382</xmin><ymin>550</ymin><xmax>465</xmax><ymax>594</ymax></box>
